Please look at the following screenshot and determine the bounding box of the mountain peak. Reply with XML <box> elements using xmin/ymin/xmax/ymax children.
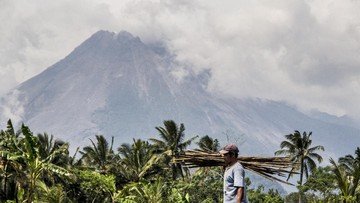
<box><xmin>116</xmin><ymin>31</ymin><xmax>137</xmax><ymax>41</ymax></box>
<box><xmin>89</xmin><ymin>30</ymin><xmax>141</xmax><ymax>45</ymax></box>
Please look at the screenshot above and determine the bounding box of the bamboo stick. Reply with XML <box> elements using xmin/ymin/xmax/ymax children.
<box><xmin>174</xmin><ymin>149</ymin><xmax>298</xmax><ymax>185</ymax></box>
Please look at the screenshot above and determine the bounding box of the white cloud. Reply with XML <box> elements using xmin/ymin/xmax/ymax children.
<box><xmin>0</xmin><ymin>90</ymin><xmax>25</xmax><ymax>128</ymax></box>
<box><xmin>1</xmin><ymin>0</ymin><xmax>360</xmax><ymax>120</ymax></box>
<box><xmin>0</xmin><ymin>0</ymin><xmax>118</xmax><ymax>89</ymax></box>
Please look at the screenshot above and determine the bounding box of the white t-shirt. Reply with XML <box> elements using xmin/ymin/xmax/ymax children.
<box><xmin>223</xmin><ymin>162</ymin><xmax>249</xmax><ymax>203</ymax></box>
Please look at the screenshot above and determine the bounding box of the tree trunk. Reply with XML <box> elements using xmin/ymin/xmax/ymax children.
<box><xmin>4</xmin><ymin>162</ymin><xmax>8</xmax><ymax>200</ymax></box>
<box><xmin>27</xmin><ymin>172</ymin><xmax>36</xmax><ymax>203</ymax></box>
<box><xmin>299</xmin><ymin>157</ymin><xmax>304</xmax><ymax>203</ymax></box>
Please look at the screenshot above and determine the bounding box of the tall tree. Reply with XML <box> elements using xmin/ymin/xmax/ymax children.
<box><xmin>149</xmin><ymin>120</ymin><xmax>198</xmax><ymax>180</ymax></box>
<box><xmin>275</xmin><ymin>130</ymin><xmax>324</xmax><ymax>203</ymax></box>
<box><xmin>330</xmin><ymin>158</ymin><xmax>359</xmax><ymax>203</ymax></box>
<box><xmin>335</xmin><ymin>147</ymin><xmax>360</xmax><ymax>202</ymax></box>
<box><xmin>0</xmin><ymin>119</ymin><xmax>24</xmax><ymax>201</ymax></box>
<box><xmin>37</xmin><ymin>133</ymin><xmax>67</xmax><ymax>163</ymax></box>
<box><xmin>303</xmin><ymin>166</ymin><xmax>336</xmax><ymax>201</ymax></box>
<box><xmin>195</xmin><ymin>135</ymin><xmax>221</xmax><ymax>177</ymax></box>
<box><xmin>80</xmin><ymin>135</ymin><xmax>116</xmax><ymax>172</ymax></box>
<box><xmin>36</xmin><ymin>133</ymin><xmax>71</xmax><ymax>186</ymax></box>
<box><xmin>0</xmin><ymin>124</ymin><xmax>71</xmax><ymax>203</ymax></box>
<box><xmin>118</xmin><ymin>139</ymin><xmax>164</xmax><ymax>182</ymax></box>
<box><xmin>339</xmin><ymin>147</ymin><xmax>360</xmax><ymax>173</ymax></box>
<box><xmin>196</xmin><ymin>135</ymin><xmax>220</xmax><ymax>152</ymax></box>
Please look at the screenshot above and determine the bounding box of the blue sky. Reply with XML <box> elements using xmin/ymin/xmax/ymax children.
<box><xmin>1</xmin><ymin>0</ymin><xmax>360</xmax><ymax>121</ymax></box>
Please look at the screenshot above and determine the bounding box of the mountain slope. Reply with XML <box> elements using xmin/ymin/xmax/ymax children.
<box><xmin>1</xmin><ymin>30</ymin><xmax>359</xmax><ymax>161</ymax></box>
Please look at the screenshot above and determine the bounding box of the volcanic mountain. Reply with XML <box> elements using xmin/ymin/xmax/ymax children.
<box><xmin>1</xmin><ymin>30</ymin><xmax>359</xmax><ymax>161</ymax></box>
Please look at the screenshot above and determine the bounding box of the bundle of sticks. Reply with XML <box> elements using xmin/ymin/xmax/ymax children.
<box><xmin>174</xmin><ymin>149</ymin><xmax>297</xmax><ymax>185</ymax></box>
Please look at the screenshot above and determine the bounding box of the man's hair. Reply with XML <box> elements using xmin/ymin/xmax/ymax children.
<box><xmin>228</xmin><ymin>151</ymin><xmax>238</xmax><ymax>158</ymax></box>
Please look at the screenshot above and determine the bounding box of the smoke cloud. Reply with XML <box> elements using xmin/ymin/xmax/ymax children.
<box><xmin>1</xmin><ymin>0</ymin><xmax>360</xmax><ymax>120</ymax></box>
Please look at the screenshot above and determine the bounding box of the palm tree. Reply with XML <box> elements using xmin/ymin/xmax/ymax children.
<box><xmin>339</xmin><ymin>147</ymin><xmax>360</xmax><ymax>172</ymax></box>
<box><xmin>0</xmin><ymin>119</ymin><xmax>24</xmax><ymax>201</ymax></box>
<box><xmin>195</xmin><ymin>135</ymin><xmax>222</xmax><ymax>177</ymax></box>
<box><xmin>37</xmin><ymin>133</ymin><xmax>68</xmax><ymax>164</ymax></box>
<box><xmin>23</xmin><ymin>124</ymin><xmax>72</xmax><ymax>202</ymax></box>
<box><xmin>149</xmin><ymin>120</ymin><xmax>198</xmax><ymax>180</ymax></box>
<box><xmin>36</xmin><ymin>133</ymin><xmax>71</xmax><ymax>185</ymax></box>
<box><xmin>118</xmin><ymin>139</ymin><xmax>163</xmax><ymax>182</ymax></box>
<box><xmin>0</xmin><ymin>121</ymin><xmax>72</xmax><ymax>202</ymax></box>
<box><xmin>80</xmin><ymin>135</ymin><xmax>116</xmax><ymax>172</ymax></box>
<box><xmin>275</xmin><ymin>130</ymin><xmax>324</xmax><ymax>203</ymax></box>
<box><xmin>0</xmin><ymin>124</ymin><xmax>72</xmax><ymax>203</ymax></box>
<box><xmin>330</xmin><ymin>158</ymin><xmax>359</xmax><ymax>203</ymax></box>
<box><xmin>335</xmin><ymin>147</ymin><xmax>360</xmax><ymax>202</ymax></box>
<box><xmin>196</xmin><ymin>135</ymin><xmax>220</xmax><ymax>152</ymax></box>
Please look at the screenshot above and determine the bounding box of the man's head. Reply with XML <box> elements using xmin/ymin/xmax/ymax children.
<box><xmin>219</xmin><ymin>143</ymin><xmax>239</xmax><ymax>155</ymax></box>
<box><xmin>219</xmin><ymin>144</ymin><xmax>239</xmax><ymax>165</ymax></box>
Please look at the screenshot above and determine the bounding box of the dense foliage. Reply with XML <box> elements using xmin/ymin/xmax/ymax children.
<box><xmin>0</xmin><ymin>119</ymin><xmax>359</xmax><ymax>202</ymax></box>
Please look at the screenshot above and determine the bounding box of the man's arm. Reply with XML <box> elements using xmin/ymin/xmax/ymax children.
<box><xmin>236</xmin><ymin>187</ymin><xmax>244</xmax><ymax>203</ymax></box>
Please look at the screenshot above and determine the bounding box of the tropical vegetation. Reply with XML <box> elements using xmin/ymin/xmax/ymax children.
<box><xmin>0</xmin><ymin>119</ymin><xmax>359</xmax><ymax>202</ymax></box>
<box><xmin>275</xmin><ymin>130</ymin><xmax>325</xmax><ymax>203</ymax></box>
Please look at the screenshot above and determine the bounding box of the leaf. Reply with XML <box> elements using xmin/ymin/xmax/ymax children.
<box><xmin>21</xmin><ymin>124</ymin><xmax>39</xmax><ymax>161</ymax></box>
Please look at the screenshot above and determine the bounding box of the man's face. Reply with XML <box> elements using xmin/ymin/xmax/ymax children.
<box><xmin>221</xmin><ymin>152</ymin><xmax>233</xmax><ymax>165</ymax></box>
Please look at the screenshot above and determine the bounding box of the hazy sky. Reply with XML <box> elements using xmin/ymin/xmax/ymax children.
<box><xmin>1</xmin><ymin>0</ymin><xmax>360</xmax><ymax>120</ymax></box>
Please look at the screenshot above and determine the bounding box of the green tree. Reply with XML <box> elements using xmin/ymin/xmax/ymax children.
<box><xmin>196</xmin><ymin>135</ymin><xmax>220</xmax><ymax>152</ymax></box>
<box><xmin>37</xmin><ymin>133</ymin><xmax>69</xmax><ymax>166</ymax></box>
<box><xmin>0</xmin><ymin>119</ymin><xmax>24</xmax><ymax>201</ymax></box>
<box><xmin>264</xmin><ymin>189</ymin><xmax>283</xmax><ymax>203</ymax></box>
<box><xmin>149</xmin><ymin>120</ymin><xmax>198</xmax><ymax>180</ymax></box>
<box><xmin>284</xmin><ymin>192</ymin><xmax>304</xmax><ymax>203</ymax></box>
<box><xmin>118</xmin><ymin>139</ymin><xmax>164</xmax><ymax>182</ymax></box>
<box><xmin>119</xmin><ymin>178</ymin><xmax>167</xmax><ymax>203</ymax></box>
<box><xmin>36</xmin><ymin>132</ymin><xmax>71</xmax><ymax>186</ymax></box>
<box><xmin>180</xmin><ymin>167</ymin><xmax>223</xmax><ymax>202</ymax></box>
<box><xmin>339</xmin><ymin>147</ymin><xmax>360</xmax><ymax>178</ymax></box>
<box><xmin>0</xmin><ymin>124</ymin><xmax>71</xmax><ymax>203</ymax></box>
<box><xmin>35</xmin><ymin>181</ymin><xmax>71</xmax><ymax>203</ymax></box>
<box><xmin>302</xmin><ymin>166</ymin><xmax>336</xmax><ymax>201</ymax></box>
<box><xmin>77</xmin><ymin>169</ymin><xmax>117</xmax><ymax>203</ymax></box>
<box><xmin>275</xmin><ymin>130</ymin><xmax>324</xmax><ymax>203</ymax></box>
<box><xmin>331</xmin><ymin>147</ymin><xmax>360</xmax><ymax>203</ymax></box>
<box><xmin>248</xmin><ymin>185</ymin><xmax>284</xmax><ymax>203</ymax></box>
<box><xmin>80</xmin><ymin>135</ymin><xmax>116</xmax><ymax>172</ymax></box>
<box><xmin>23</xmin><ymin>124</ymin><xmax>72</xmax><ymax>203</ymax></box>
<box><xmin>195</xmin><ymin>135</ymin><xmax>221</xmax><ymax>177</ymax></box>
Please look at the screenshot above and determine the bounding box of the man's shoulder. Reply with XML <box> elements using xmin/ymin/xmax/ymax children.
<box><xmin>227</xmin><ymin>162</ymin><xmax>244</xmax><ymax>171</ymax></box>
<box><xmin>234</xmin><ymin>162</ymin><xmax>244</xmax><ymax>168</ymax></box>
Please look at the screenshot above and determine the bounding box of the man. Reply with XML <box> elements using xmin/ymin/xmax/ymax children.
<box><xmin>220</xmin><ymin>144</ymin><xmax>249</xmax><ymax>203</ymax></box>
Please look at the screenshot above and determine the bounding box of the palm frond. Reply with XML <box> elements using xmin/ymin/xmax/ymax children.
<box><xmin>174</xmin><ymin>149</ymin><xmax>298</xmax><ymax>185</ymax></box>
<box><xmin>307</xmin><ymin>152</ymin><xmax>323</xmax><ymax>163</ymax></box>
